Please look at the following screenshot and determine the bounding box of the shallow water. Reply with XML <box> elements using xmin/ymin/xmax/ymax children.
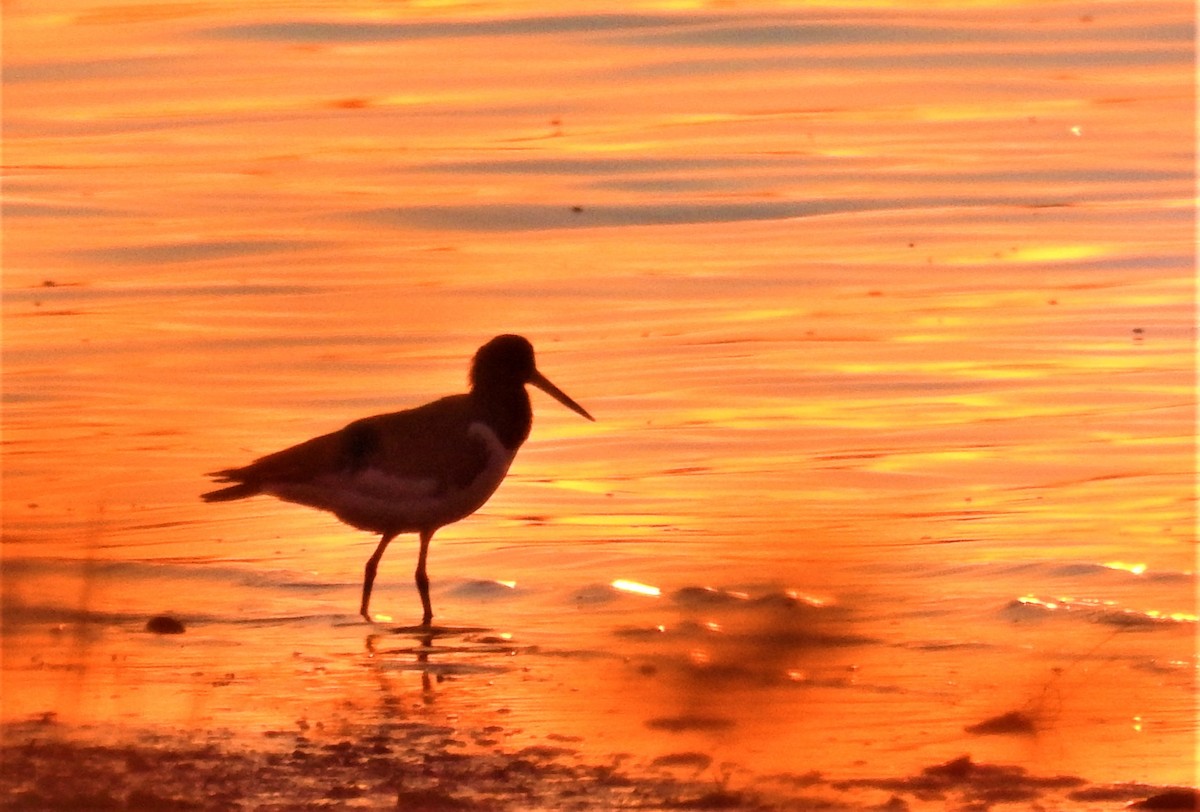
<box><xmin>2</xmin><ymin>0</ymin><xmax>1196</xmax><ymax>807</ymax></box>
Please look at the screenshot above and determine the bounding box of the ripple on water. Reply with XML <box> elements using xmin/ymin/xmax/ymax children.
<box><xmin>1004</xmin><ymin>595</ymin><xmax>1198</xmax><ymax>628</ymax></box>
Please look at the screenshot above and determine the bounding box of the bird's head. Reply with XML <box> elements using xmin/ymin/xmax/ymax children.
<box><xmin>471</xmin><ymin>335</ymin><xmax>594</xmax><ymax>421</ymax></box>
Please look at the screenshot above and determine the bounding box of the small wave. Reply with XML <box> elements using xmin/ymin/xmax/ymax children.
<box><xmin>1048</xmin><ymin>561</ymin><xmax>1196</xmax><ymax>583</ymax></box>
<box><xmin>571</xmin><ymin>583</ymin><xmax>622</xmax><ymax>605</ymax></box>
<box><xmin>614</xmin><ymin>619</ymin><xmax>875</xmax><ymax>649</ymax></box>
<box><xmin>1131</xmin><ymin>658</ymin><xmax>1194</xmax><ymax>676</ymax></box>
<box><xmin>1093</xmin><ymin>607</ymin><xmax>1197</xmax><ymax>628</ymax></box>
<box><xmin>671</xmin><ymin>585</ymin><xmax>836</xmax><ymax>612</ymax></box>
<box><xmin>2</xmin><ymin>555</ymin><xmax>352</xmax><ymax>590</ymax></box>
<box><xmin>2</xmin><ymin>600</ymin><xmax>349</xmax><ymax>631</ymax></box>
<box><xmin>1004</xmin><ymin>595</ymin><xmax>1196</xmax><ymax>627</ymax></box>
<box><xmin>445</xmin><ymin>579</ymin><xmax>521</xmax><ymax>599</ymax></box>
<box><xmin>672</xmin><ymin>585</ymin><xmax>750</xmax><ymax>607</ymax></box>
<box><xmin>921</xmin><ymin>558</ymin><xmax>1195</xmax><ymax>586</ymax></box>
<box><xmin>904</xmin><ymin>640</ymin><xmax>997</xmax><ymax>652</ymax></box>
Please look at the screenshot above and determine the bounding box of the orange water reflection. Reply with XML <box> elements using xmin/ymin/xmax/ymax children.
<box><xmin>3</xmin><ymin>0</ymin><xmax>1196</xmax><ymax>799</ymax></box>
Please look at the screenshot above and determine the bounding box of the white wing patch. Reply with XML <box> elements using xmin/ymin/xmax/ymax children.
<box><xmin>267</xmin><ymin>421</ymin><xmax>515</xmax><ymax>534</ymax></box>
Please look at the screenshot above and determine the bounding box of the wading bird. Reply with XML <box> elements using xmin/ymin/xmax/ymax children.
<box><xmin>202</xmin><ymin>335</ymin><xmax>594</xmax><ymax>626</ymax></box>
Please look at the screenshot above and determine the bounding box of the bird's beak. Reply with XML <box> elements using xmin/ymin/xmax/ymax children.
<box><xmin>530</xmin><ymin>369</ymin><xmax>595</xmax><ymax>421</ymax></box>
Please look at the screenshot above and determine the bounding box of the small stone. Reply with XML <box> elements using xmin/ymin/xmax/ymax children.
<box><xmin>146</xmin><ymin>615</ymin><xmax>185</xmax><ymax>634</ymax></box>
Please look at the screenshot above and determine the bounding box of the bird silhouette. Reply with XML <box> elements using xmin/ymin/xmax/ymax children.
<box><xmin>202</xmin><ymin>335</ymin><xmax>594</xmax><ymax>626</ymax></box>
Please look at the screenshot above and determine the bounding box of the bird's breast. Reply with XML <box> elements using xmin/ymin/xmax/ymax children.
<box><xmin>426</xmin><ymin>421</ymin><xmax>516</xmax><ymax>522</ymax></box>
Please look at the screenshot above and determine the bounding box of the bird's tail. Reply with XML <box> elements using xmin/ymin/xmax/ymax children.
<box><xmin>201</xmin><ymin>470</ymin><xmax>259</xmax><ymax>502</ymax></box>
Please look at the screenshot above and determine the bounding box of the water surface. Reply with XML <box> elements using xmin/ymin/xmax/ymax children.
<box><xmin>3</xmin><ymin>1</ymin><xmax>1196</xmax><ymax>807</ymax></box>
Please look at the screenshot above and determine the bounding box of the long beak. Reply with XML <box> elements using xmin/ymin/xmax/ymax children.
<box><xmin>530</xmin><ymin>369</ymin><xmax>595</xmax><ymax>421</ymax></box>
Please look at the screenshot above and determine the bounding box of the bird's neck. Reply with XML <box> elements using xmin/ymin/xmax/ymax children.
<box><xmin>472</xmin><ymin>384</ymin><xmax>532</xmax><ymax>451</ymax></box>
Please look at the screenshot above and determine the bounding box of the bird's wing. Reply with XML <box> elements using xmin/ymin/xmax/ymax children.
<box><xmin>207</xmin><ymin>395</ymin><xmax>489</xmax><ymax>494</ymax></box>
<box><xmin>344</xmin><ymin>396</ymin><xmax>493</xmax><ymax>492</ymax></box>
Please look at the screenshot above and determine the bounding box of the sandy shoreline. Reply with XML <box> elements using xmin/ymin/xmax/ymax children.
<box><xmin>2</xmin><ymin>586</ymin><xmax>1195</xmax><ymax>810</ymax></box>
<box><xmin>3</xmin><ymin>717</ymin><xmax>1195</xmax><ymax>811</ymax></box>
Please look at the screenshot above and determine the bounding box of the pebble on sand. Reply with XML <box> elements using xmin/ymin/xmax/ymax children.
<box><xmin>145</xmin><ymin>616</ymin><xmax>186</xmax><ymax>635</ymax></box>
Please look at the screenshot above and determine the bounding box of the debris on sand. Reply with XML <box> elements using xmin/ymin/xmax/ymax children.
<box><xmin>834</xmin><ymin>754</ymin><xmax>1087</xmax><ymax>806</ymax></box>
<box><xmin>651</xmin><ymin>751</ymin><xmax>714</xmax><ymax>772</ymax></box>
<box><xmin>145</xmin><ymin>615</ymin><xmax>186</xmax><ymax>634</ymax></box>
<box><xmin>1129</xmin><ymin>788</ymin><xmax>1200</xmax><ymax>810</ymax></box>
<box><xmin>964</xmin><ymin>710</ymin><xmax>1037</xmax><ymax>736</ymax></box>
<box><xmin>2</xmin><ymin>726</ymin><xmax>1193</xmax><ymax>811</ymax></box>
<box><xmin>0</xmin><ymin>727</ymin><xmax>767</xmax><ymax>811</ymax></box>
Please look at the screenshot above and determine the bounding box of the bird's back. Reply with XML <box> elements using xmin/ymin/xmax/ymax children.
<box><xmin>202</xmin><ymin>395</ymin><xmax>515</xmax><ymax>534</ymax></box>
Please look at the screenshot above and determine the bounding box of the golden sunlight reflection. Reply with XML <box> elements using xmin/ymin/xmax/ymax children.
<box><xmin>1103</xmin><ymin>561</ymin><xmax>1148</xmax><ymax>576</ymax></box>
<box><xmin>611</xmin><ymin>579</ymin><xmax>663</xmax><ymax>598</ymax></box>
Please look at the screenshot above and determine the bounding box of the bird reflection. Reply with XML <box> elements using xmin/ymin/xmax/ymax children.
<box><xmin>366</xmin><ymin>631</ymin><xmax>439</xmax><ymax>700</ymax></box>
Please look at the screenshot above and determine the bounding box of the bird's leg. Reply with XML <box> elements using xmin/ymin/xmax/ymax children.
<box><xmin>361</xmin><ymin>531</ymin><xmax>397</xmax><ymax>621</ymax></box>
<box><xmin>416</xmin><ymin>528</ymin><xmax>434</xmax><ymax>627</ymax></box>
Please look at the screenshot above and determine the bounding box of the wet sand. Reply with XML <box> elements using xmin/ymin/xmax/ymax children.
<box><xmin>3</xmin><ymin>716</ymin><xmax>1195</xmax><ymax>811</ymax></box>
<box><xmin>2</xmin><ymin>572</ymin><xmax>1196</xmax><ymax>810</ymax></box>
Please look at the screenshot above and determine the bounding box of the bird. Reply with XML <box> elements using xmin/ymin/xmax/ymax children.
<box><xmin>202</xmin><ymin>334</ymin><xmax>594</xmax><ymax>626</ymax></box>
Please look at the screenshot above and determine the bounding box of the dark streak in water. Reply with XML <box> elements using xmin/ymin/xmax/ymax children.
<box><xmin>202</xmin><ymin>14</ymin><xmax>712</xmax><ymax>43</ymax></box>
<box><xmin>73</xmin><ymin>240</ymin><xmax>329</xmax><ymax>265</ymax></box>
<box><xmin>354</xmin><ymin>195</ymin><xmax>1069</xmax><ymax>233</ymax></box>
<box><xmin>2</xmin><ymin>202</ymin><xmax>113</xmax><ymax>218</ymax></box>
<box><xmin>646</xmin><ymin>715</ymin><xmax>736</xmax><ymax>732</ymax></box>
<box><xmin>3</xmin><ymin>284</ymin><xmax>321</xmax><ymax>304</ymax></box>
<box><xmin>3</xmin><ymin>56</ymin><xmax>181</xmax><ymax>84</ymax></box>
<box><xmin>200</xmin><ymin>15</ymin><xmax>1195</xmax><ymax>55</ymax></box>
<box><xmin>10</xmin><ymin>310</ymin><xmax>91</xmax><ymax>318</ymax></box>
